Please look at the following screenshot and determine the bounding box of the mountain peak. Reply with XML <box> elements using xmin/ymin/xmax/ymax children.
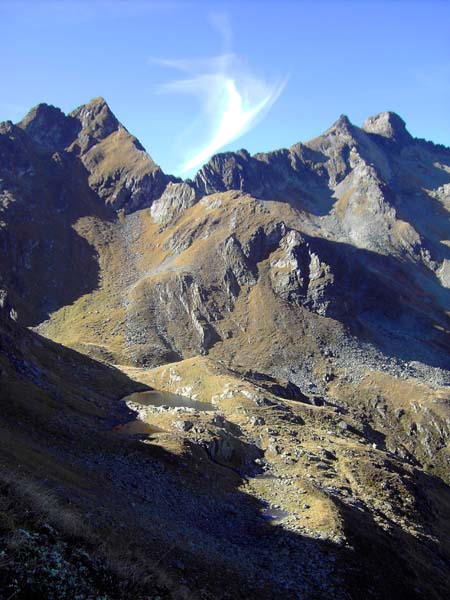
<box><xmin>17</xmin><ymin>102</ymin><xmax>79</xmax><ymax>151</ymax></box>
<box><xmin>336</xmin><ymin>114</ymin><xmax>352</xmax><ymax>126</ymax></box>
<box><xmin>85</xmin><ymin>96</ymin><xmax>108</xmax><ymax>107</ymax></box>
<box><xmin>362</xmin><ymin>111</ymin><xmax>412</xmax><ymax>143</ymax></box>
<box><xmin>70</xmin><ymin>97</ymin><xmax>119</xmax><ymax>151</ymax></box>
<box><xmin>71</xmin><ymin>96</ymin><xmax>117</xmax><ymax>123</ymax></box>
<box><xmin>322</xmin><ymin>114</ymin><xmax>357</xmax><ymax>140</ymax></box>
<box><xmin>331</xmin><ymin>114</ymin><xmax>353</xmax><ymax>131</ymax></box>
<box><xmin>79</xmin><ymin>96</ymin><xmax>116</xmax><ymax>116</ymax></box>
<box><xmin>20</xmin><ymin>102</ymin><xmax>64</xmax><ymax>124</ymax></box>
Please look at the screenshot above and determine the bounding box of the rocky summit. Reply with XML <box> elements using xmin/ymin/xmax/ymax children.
<box><xmin>1</xmin><ymin>97</ymin><xmax>450</xmax><ymax>600</ymax></box>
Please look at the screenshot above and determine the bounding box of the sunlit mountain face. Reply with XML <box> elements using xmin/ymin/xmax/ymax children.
<box><xmin>1</xmin><ymin>2</ymin><xmax>450</xmax><ymax>598</ymax></box>
<box><xmin>1</xmin><ymin>94</ymin><xmax>450</xmax><ymax>599</ymax></box>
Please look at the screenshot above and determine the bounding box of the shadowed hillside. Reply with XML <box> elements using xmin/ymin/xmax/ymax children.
<box><xmin>1</xmin><ymin>99</ymin><xmax>450</xmax><ymax>599</ymax></box>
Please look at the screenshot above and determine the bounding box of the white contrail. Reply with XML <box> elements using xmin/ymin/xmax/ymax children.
<box><xmin>152</xmin><ymin>17</ymin><xmax>287</xmax><ymax>175</ymax></box>
<box><xmin>178</xmin><ymin>74</ymin><xmax>286</xmax><ymax>174</ymax></box>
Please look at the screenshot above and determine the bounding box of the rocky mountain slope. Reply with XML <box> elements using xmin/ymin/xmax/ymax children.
<box><xmin>1</xmin><ymin>97</ymin><xmax>450</xmax><ymax>599</ymax></box>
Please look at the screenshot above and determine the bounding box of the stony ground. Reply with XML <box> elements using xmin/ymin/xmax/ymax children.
<box><xmin>115</xmin><ymin>357</ymin><xmax>450</xmax><ymax>599</ymax></box>
<box><xmin>2</xmin><ymin>98</ymin><xmax>450</xmax><ymax>598</ymax></box>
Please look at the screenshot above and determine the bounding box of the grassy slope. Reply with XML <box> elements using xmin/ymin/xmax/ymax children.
<box><xmin>8</xmin><ymin>187</ymin><xmax>450</xmax><ymax>598</ymax></box>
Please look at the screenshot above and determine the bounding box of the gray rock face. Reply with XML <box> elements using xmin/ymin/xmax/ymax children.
<box><xmin>12</xmin><ymin>97</ymin><xmax>177</xmax><ymax>215</ymax></box>
<box><xmin>1</xmin><ymin>99</ymin><xmax>450</xmax><ymax>374</ymax></box>
<box><xmin>362</xmin><ymin>111</ymin><xmax>412</xmax><ymax>144</ymax></box>
<box><xmin>4</xmin><ymin>99</ymin><xmax>450</xmax><ymax>600</ymax></box>
<box><xmin>68</xmin><ymin>97</ymin><xmax>178</xmax><ymax>213</ymax></box>
<box><xmin>173</xmin><ymin>419</ymin><xmax>194</xmax><ymax>432</ymax></box>
<box><xmin>193</xmin><ymin>149</ymin><xmax>255</xmax><ymax>196</ymax></box>
<box><xmin>269</xmin><ymin>231</ymin><xmax>334</xmax><ymax>316</ymax></box>
<box><xmin>18</xmin><ymin>103</ymin><xmax>80</xmax><ymax>152</ymax></box>
<box><xmin>69</xmin><ymin>96</ymin><xmax>120</xmax><ymax>152</ymax></box>
<box><xmin>151</xmin><ymin>182</ymin><xmax>197</xmax><ymax>224</ymax></box>
<box><xmin>188</xmin><ymin>113</ymin><xmax>402</xmax><ymax>222</ymax></box>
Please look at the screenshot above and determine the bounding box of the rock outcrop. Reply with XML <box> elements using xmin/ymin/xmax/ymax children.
<box><xmin>16</xmin><ymin>97</ymin><xmax>177</xmax><ymax>213</ymax></box>
<box><xmin>2</xmin><ymin>98</ymin><xmax>450</xmax><ymax>599</ymax></box>
<box><xmin>69</xmin><ymin>97</ymin><xmax>178</xmax><ymax>212</ymax></box>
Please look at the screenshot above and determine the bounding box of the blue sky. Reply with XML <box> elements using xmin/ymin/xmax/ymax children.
<box><xmin>1</xmin><ymin>1</ymin><xmax>449</xmax><ymax>177</ymax></box>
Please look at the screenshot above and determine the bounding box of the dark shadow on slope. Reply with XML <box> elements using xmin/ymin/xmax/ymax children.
<box><xmin>0</xmin><ymin>129</ymin><xmax>118</xmax><ymax>326</ymax></box>
<box><xmin>0</xmin><ymin>311</ymin><xmax>148</xmax><ymax>420</ymax></box>
<box><xmin>300</xmin><ymin>233</ymin><xmax>450</xmax><ymax>369</ymax></box>
<box><xmin>3</xmin><ymin>400</ymin><xmax>450</xmax><ymax>597</ymax></box>
<box><xmin>391</xmin><ymin>186</ymin><xmax>450</xmax><ymax>266</ymax></box>
<box><xmin>334</xmin><ymin>464</ymin><xmax>450</xmax><ymax>600</ymax></box>
<box><xmin>243</xmin><ymin>369</ymin><xmax>312</xmax><ymax>403</ymax></box>
<box><xmin>364</xmin><ymin>134</ymin><xmax>450</xmax><ymax>261</ymax></box>
<box><xmin>2</xmin><ymin>316</ymin><xmax>450</xmax><ymax>599</ymax></box>
<box><xmin>365</xmin><ymin>133</ymin><xmax>450</xmax><ymax>190</ymax></box>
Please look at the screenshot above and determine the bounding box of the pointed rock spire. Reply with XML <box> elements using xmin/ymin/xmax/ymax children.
<box><xmin>362</xmin><ymin>111</ymin><xmax>412</xmax><ymax>144</ymax></box>
<box><xmin>70</xmin><ymin>97</ymin><xmax>120</xmax><ymax>151</ymax></box>
<box><xmin>326</xmin><ymin>114</ymin><xmax>355</xmax><ymax>136</ymax></box>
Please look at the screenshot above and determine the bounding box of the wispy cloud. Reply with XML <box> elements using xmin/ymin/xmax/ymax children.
<box><xmin>152</xmin><ymin>15</ymin><xmax>287</xmax><ymax>175</ymax></box>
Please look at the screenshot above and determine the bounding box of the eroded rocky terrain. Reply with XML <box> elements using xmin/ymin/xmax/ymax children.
<box><xmin>1</xmin><ymin>97</ymin><xmax>450</xmax><ymax>598</ymax></box>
